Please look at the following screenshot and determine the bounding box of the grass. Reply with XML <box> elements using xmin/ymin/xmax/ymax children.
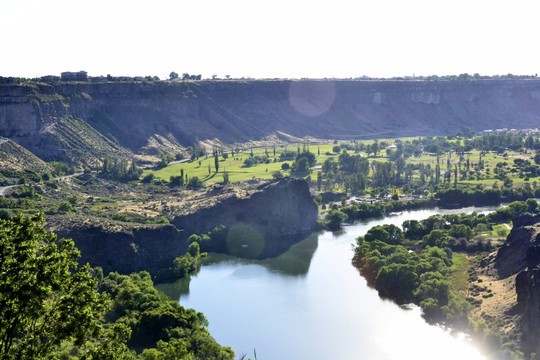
<box><xmin>146</xmin><ymin>151</ymin><xmax>291</xmax><ymax>183</ymax></box>
<box><xmin>145</xmin><ymin>145</ymin><xmax>337</xmax><ymax>184</ymax></box>
<box><xmin>143</xmin><ymin>138</ymin><xmax>540</xmax><ymax>191</ymax></box>
<box><xmin>450</xmin><ymin>253</ymin><xmax>470</xmax><ymax>299</ymax></box>
<box><xmin>492</xmin><ymin>223</ymin><xmax>511</xmax><ymax>238</ymax></box>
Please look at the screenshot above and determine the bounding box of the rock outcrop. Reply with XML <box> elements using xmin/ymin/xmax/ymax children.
<box><xmin>172</xmin><ymin>177</ymin><xmax>319</xmax><ymax>258</ymax></box>
<box><xmin>3</xmin><ymin>79</ymin><xmax>540</xmax><ymax>165</ymax></box>
<box><xmin>495</xmin><ymin>213</ymin><xmax>540</xmax><ymax>278</ymax></box>
<box><xmin>514</xmin><ymin>251</ymin><xmax>540</xmax><ymax>355</ymax></box>
<box><xmin>47</xmin><ymin>217</ymin><xmax>187</xmax><ymax>274</ymax></box>
<box><xmin>46</xmin><ymin>178</ymin><xmax>318</xmax><ymax>273</ymax></box>
<box><xmin>495</xmin><ymin>213</ymin><xmax>540</xmax><ymax>355</ymax></box>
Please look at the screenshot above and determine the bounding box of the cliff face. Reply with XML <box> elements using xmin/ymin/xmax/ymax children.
<box><xmin>495</xmin><ymin>213</ymin><xmax>540</xmax><ymax>278</ymax></box>
<box><xmin>2</xmin><ymin>79</ymin><xmax>540</xmax><ymax>164</ymax></box>
<box><xmin>495</xmin><ymin>213</ymin><xmax>540</xmax><ymax>355</ymax></box>
<box><xmin>47</xmin><ymin>178</ymin><xmax>318</xmax><ymax>273</ymax></box>
<box><xmin>172</xmin><ymin>177</ymin><xmax>319</xmax><ymax>258</ymax></box>
<box><xmin>47</xmin><ymin>217</ymin><xmax>188</xmax><ymax>274</ymax></box>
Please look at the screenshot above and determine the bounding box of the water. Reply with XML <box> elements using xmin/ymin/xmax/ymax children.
<box><xmin>158</xmin><ymin>206</ymin><xmax>500</xmax><ymax>360</ymax></box>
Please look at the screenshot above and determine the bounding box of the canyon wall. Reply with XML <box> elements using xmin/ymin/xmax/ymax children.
<box><xmin>47</xmin><ymin>178</ymin><xmax>318</xmax><ymax>273</ymax></box>
<box><xmin>2</xmin><ymin>79</ymin><xmax>540</xmax><ymax>163</ymax></box>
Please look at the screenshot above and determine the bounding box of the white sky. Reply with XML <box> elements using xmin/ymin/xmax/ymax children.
<box><xmin>1</xmin><ymin>0</ymin><xmax>539</xmax><ymax>79</ymax></box>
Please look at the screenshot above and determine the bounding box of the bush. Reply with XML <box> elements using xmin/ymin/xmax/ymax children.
<box><xmin>272</xmin><ymin>171</ymin><xmax>284</xmax><ymax>179</ymax></box>
<box><xmin>57</xmin><ymin>202</ymin><xmax>72</xmax><ymax>214</ymax></box>
<box><xmin>324</xmin><ymin>209</ymin><xmax>347</xmax><ymax>230</ymax></box>
<box><xmin>187</xmin><ymin>176</ymin><xmax>203</xmax><ymax>189</ymax></box>
<box><xmin>169</xmin><ymin>175</ymin><xmax>183</xmax><ymax>186</ymax></box>
<box><xmin>112</xmin><ymin>213</ymin><xmax>131</xmax><ymax>222</ymax></box>
<box><xmin>141</xmin><ymin>173</ymin><xmax>155</xmax><ymax>183</ymax></box>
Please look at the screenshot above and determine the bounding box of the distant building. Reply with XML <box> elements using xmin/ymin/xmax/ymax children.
<box><xmin>61</xmin><ymin>71</ymin><xmax>88</xmax><ymax>82</ymax></box>
<box><xmin>40</xmin><ymin>75</ymin><xmax>60</xmax><ymax>83</ymax></box>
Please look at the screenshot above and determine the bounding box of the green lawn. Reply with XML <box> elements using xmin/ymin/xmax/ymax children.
<box><xmin>145</xmin><ymin>146</ymin><xmax>326</xmax><ymax>184</ymax></box>
<box><xmin>143</xmin><ymin>139</ymin><xmax>539</xmax><ymax>189</ymax></box>
<box><xmin>450</xmin><ymin>253</ymin><xmax>470</xmax><ymax>299</ymax></box>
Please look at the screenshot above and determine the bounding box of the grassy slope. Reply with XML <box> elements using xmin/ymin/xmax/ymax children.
<box><xmin>0</xmin><ymin>139</ymin><xmax>51</xmax><ymax>173</ymax></box>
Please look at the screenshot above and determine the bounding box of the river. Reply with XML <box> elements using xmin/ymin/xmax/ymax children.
<box><xmin>158</xmin><ymin>206</ymin><xmax>501</xmax><ymax>360</ymax></box>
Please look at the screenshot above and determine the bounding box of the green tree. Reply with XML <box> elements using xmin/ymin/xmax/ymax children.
<box><xmin>372</xmin><ymin>140</ymin><xmax>379</xmax><ymax>156</ymax></box>
<box><xmin>222</xmin><ymin>168</ymin><xmax>230</xmax><ymax>184</ymax></box>
<box><xmin>57</xmin><ymin>201</ymin><xmax>73</xmax><ymax>214</ymax></box>
<box><xmin>534</xmin><ymin>152</ymin><xmax>540</xmax><ymax>165</ymax></box>
<box><xmin>448</xmin><ymin>224</ymin><xmax>473</xmax><ymax>240</ymax></box>
<box><xmin>187</xmin><ymin>176</ymin><xmax>203</xmax><ymax>189</ymax></box>
<box><xmin>169</xmin><ymin>175</ymin><xmax>184</xmax><ymax>187</ymax></box>
<box><xmin>325</xmin><ymin>209</ymin><xmax>347</xmax><ymax>230</ymax></box>
<box><xmin>0</xmin><ymin>213</ymin><xmax>108</xmax><ymax>359</ymax></box>
<box><xmin>188</xmin><ymin>242</ymin><xmax>200</xmax><ymax>258</ymax></box>
<box><xmin>214</xmin><ymin>153</ymin><xmax>219</xmax><ymax>173</ymax></box>
<box><xmin>295</xmin><ymin>157</ymin><xmax>309</xmax><ymax>172</ymax></box>
<box><xmin>527</xmin><ymin>198</ymin><xmax>538</xmax><ymax>213</ymax></box>
<box><xmin>169</xmin><ymin>72</ymin><xmax>179</xmax><ymax>80</ymax></box>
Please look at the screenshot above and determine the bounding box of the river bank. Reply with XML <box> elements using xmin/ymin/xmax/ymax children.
<box><xmin>157</xmin><ymin>206</ymin><xmax>503</xmax><ymax>359</ymax></box>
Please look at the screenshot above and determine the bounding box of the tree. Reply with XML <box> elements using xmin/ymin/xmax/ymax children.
<box><xmin>222</xmin><ymin>169</ymin><xmax>230</xmax><ymax>184</ymax></box>
<box><xmin>187</xmin><ymin>176</ymin><xmax>203</xmax><ymax>189</ymax></box>
<box><xmin>214</xmin><ymin>153</ymin><xmax>219</xmax><ymax>173</ymax></box>
<box><xmin>0</xmin><ymin>213</ymin><xmax>108</xmax><ymax>358</ymax></box>
<box><xmin>534</xmin><ymin>152</ymin><xmax>540</xmax><ymax>165</ymax></box>
<box><xmin>169</xmin><ymin>175</ymin><xmax>183</xmax><ymax>187</ymax></box>
<box><xmin>325</xmin><ymin>209</ymin><xmax>347</xmax><ymax>230</ymax></box>
<box><xmin>372</xmin><ymin>140</ymin><xmax>379</xmax><ymax>156</ymax></box>
<box><xmin>295</xmin><ymin>157</ymin><xmax>309</xmax><ymax>172</ymax></box>
<box><xmin>169</xmin><ymin>72</ymin><xmax>179</xmax><ymax>80</ymax></box>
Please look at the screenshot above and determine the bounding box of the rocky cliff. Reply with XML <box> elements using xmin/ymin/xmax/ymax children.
<box><xmin>172</xmin><ymin>177</ymin><xmax>319</xmax><ymax>258</ymax></box>
<box><xmin>495</xmin><ymin>213</ymin><xmax>540</xmax><ymax>355</ymax></box>
<box><xmin>46</xmin><ymin>178</ymin><xmax>318</xmax><ymax>273</ymax></box>
<box><xmin>495</xmin><ymin>213</ymin><xmax>540</xmax><ymax>278</ymax></box>
<box><xmin>2</xmin><ymin>79</ymin><xmax>540</xmax><ymax>164</ymax></box>
<box><xmin>46</xmin><ymin>217</ymin><xmax>187</xmax><ymax>274</ymax></box>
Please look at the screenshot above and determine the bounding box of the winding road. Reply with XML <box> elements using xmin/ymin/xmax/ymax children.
<box><xmin>0</xmin><ymin>172</ymin><xmax>83</xmax><ymax>197</ymax></box>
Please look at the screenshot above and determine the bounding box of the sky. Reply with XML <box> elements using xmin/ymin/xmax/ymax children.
<box><xmin>1</xmin><ymin>0</ymin><xmax>539</xmax><ymax>79</ymax></box>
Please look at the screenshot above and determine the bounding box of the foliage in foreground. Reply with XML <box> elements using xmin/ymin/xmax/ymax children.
<box><xmin>0</xmin><ymin>213</ymin><xmax>109</xmax><ymax>359</ymax></box>
<box><xmin>0</xmin><ymin>213</ymin><xmax>234</xmax><ymax>359</ymax></box>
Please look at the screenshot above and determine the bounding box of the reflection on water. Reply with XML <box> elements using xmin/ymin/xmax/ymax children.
<box><xmin>157</xmin><ymin>232</ymin><xmax>320</xmax><ymax>300</ymax></box>
<box><xmin>157</xmin><ymin>207</ymin><xmax>498</xmax><ymax>360</ymax></box>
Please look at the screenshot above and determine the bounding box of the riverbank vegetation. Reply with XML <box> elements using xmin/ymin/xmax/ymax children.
<box><xmin>353</xmin><ymin>201</ymin><xmax>537</xmax><ymax>359</ymax></box>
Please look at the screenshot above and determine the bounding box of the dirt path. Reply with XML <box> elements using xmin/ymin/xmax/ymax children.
<box><xmin>0</xmin><ymin>185</ymin><xmax>17</xmax><ymax>196</ymax></box>
<box><xmin>0</xmin><ymin>172</ymin><xmax>83</xmax><ymax>197</ymax></box>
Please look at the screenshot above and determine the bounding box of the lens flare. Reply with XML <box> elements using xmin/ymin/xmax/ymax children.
<box><xmin>288</xmin><ymin>80</ymin><xmax>336</xmax><ymax>117</ymax></box>
<box><xmin>226</xmin><ymin>222</ymin><xmax>266</xmax><ymax>259</ymax></box>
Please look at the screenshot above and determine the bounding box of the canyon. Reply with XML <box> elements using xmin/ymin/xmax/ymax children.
<box><xmin>2</xmin><ymin>79</ymin><xmax>540</xmax><ymax>166</ymax></box>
